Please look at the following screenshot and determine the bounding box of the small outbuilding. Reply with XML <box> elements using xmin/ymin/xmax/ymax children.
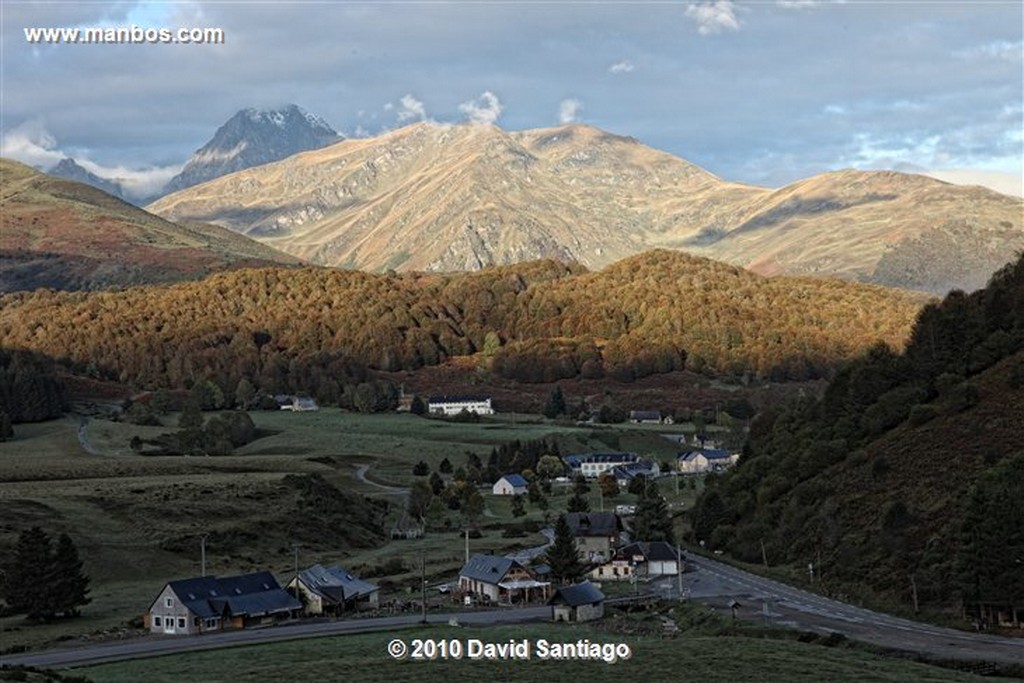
<box><xmin>549</xmin><ymin>581</ymin><xmax>606</xmax><ymax>623</ymax></box>
<box><xmin>492</xmin><ymin>474</ymin><xmax>529</xmax><ymax>496</ymax></box>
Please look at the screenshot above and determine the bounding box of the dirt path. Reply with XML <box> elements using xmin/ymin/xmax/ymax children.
<box><xmin>353</xmin><ymin>463</ymin><xmax>408</xmax><ymax>498</ymax></box>
<box><xmin>76</xmin><ymin>417</ymin><xmax>101</xmax><ymax>456</ymax></box>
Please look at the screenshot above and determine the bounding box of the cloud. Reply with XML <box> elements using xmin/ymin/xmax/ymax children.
<box><xmin>458</xmin><ymin>91</ymin><xmax>503</xmax><ymax>125</ymax></box>
<box><xmin>0</xmin><ymin>121</ymin><xmax>179</xmax><ymax>200</ymax></box>
<box><xmin>608</xmin><ymin>60</ymin><xmax>635</xmax><ymax>74</ymax></box>
<box><xmin>558</xmin><ymin>99</ymin><xmax>583</xmax><ymax>124</ymax></box>
<box><xmin>776</xmin><ymin>1</ymin><xmax>824</xmax><ymax>8</ymax></box>
<box><xmin>955</xmin><ymin>40</ymin><xmax>1023</xmax><ymax>63</ymax></box>
<box><xmin>396</xmin><ymin>94</ymin><xmax>428</xmax><ymax>122</ymax></box>
<box><xmin>684</xmin><ymin>1</ymin><xmax>740</xmax><ymax>36</ymax></box>
<box><xmin>922</xmin><ymin>169</ymin><xmax>1023</xmax><ymax>198</ymax></box>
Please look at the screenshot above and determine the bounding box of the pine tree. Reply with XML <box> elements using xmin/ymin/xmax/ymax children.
<box><xmin>234</xmin><ymin>378</ymin><xmax>256</xmax><ymax>409</ymax></box>
<box><xmin>567</xmin><ymin>490</ymin><xmax>590</xmax><ymax>513</ymax></box>
<box><xmin>51</xmin><ymin>534</ymin><xmax>91</xmax><ymax>617</ymax></box>
<box><xmin>511</xmin><ymin>494</ymin><xmax>526</xmax><ymax>517</ymax></box>
<box><xmin>633</xmin><ymin>491</ymin><xmax>675</xmax><ymax>546</ymax></box>
<box><xmin>545</xmin><ymin>515</ymin><xmax>584</xmax><ymax>584</ymax></box>
<box><xmin>439</xmin><ymin>457</ymin><xmax>453</xmax><ymax>474</ymax></box>
<box><xmin>542</xmin><ymin>386</ymin><xmax>566</xmax><ymax>418</ymax></box>
<box><xmin>6</xmin><ymin>527</ymin><xmax>56</xmax><ymax>621</ymax></box>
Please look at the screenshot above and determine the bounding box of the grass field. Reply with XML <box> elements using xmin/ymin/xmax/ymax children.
<box><xmin>72</xmin><ymin>617</ymin><xmax>991</xmax><ymax>683</ymax></box>
<box><xmin>0</xmin><ymin>409</ymin><xmax>706</xmax><ymax>653</ymax></box>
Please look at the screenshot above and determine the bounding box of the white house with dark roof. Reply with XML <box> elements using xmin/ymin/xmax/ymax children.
<box><xmin>145</xmin><ymin>571</ymin><xmax>300</xmax><ymax>635</ymax></box>
<box><xmin>458</xmin><ymin>553</ymin><xmax>550</xmax><ymax>605</ymax></box>
<box><xmin>678</xmin><ymin>448</ymin><xmax>740</xmax><ymax>474</ymax></box>
<box><xmin>564</xmin><ymin>512</ymin><xmax>623</xmax><ymax>563</ymax></box>
<box><xmin>287</xmin><ymin>564</ymin><xmax>379</xmax><ymax>615</ymax></box>
<box><xmin>492</xmin><ymin>474</ymin><xmax>528</xmax><ymax>496</ymax></box>
<box><xmin>427</xmin><ymin>395</ymin><xmax>494</xmax><ymax>416</ymax></box>
<box><xmin>563</xmin><ymin>452</ymin><xmax>640</xmax><ymax>478</ymax></box>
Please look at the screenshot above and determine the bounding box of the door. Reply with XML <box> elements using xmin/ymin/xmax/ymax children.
<box><xmin>163</xmin><ymin>614</ymin><xmax>176</xmax><ymax>633</ymax></box>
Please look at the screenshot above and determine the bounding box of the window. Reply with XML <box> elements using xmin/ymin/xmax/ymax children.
<box><xmin>165</xmin><ymin>597</ymin><xmax>173</xmax><ymax>608</ymax></box>
<box><xmin>177</xmin><ymin>617</ymin><xmax>186</xmax><ymax>628</ymax></box>
<box><xmin>154</xmin><ymin>616</ymin><xmax>162</xmax><ymax>627</ymax></box>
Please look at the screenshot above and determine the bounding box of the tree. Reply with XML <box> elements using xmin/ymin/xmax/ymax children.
<box><xmin>511</xmin><ymin>494</ymin><xmax>526</xmax><ymax>518</ymax></box>
<box><xmin>598</xmin><ymin>472</ymin><xmax>620</xmax><ymax>499</ymax></box>
<box><xmin>410</xmin><ymin>395</ymin><xmax>427</xmax><ymax>416</ymax></box>
<box><xmin>408</xmin><ymin>480</ymin><xmax>433</xmax><ymax>520</ymax></box>
<box><xmin>51</xmin><ymin>534</ymin><xmax>90</xmax><ymax>617</ymax></box>
<box><xmin>633</xmin><ymin>491</ymin><xmax>675</xmax><ymax>545</ymax></box>
<box><xmin>627</xmin><ymin>474</ymin><xmax>649</xmax><ymax>497</ymax></box>
<box><xmin>178</xmin><ymin>397</ymin><xmax>203</xmax><ymax>431</ymax></box>
<box><xmin>425</xmin><ymin>496</ymin><xmax>448</xmax><ymax>531</ymax></box>
<box><xmin>542</xmin><ymin>386</ymin><xmax>567</xmax><ymax>419</ymax></box>
<box><xmin>536</xmin><ymin>455</ymin><xmax>564</xmax><ymax>481</ymax></box>
<box><xmin>5</xmin><ymin>527</ymin><xmax>54</xmax><ymax>620</ymax></box>
<box><xmin>439</xmin><ymin>457</ymin><xmax>453</xmax><ymax>474</ymax></box>
<box><xmin>234</xmin><ymin>378</ymin><xmax>256</xmax><ymax>409</ymax></box>
<box><xmin>567</xmin><ymin>490</ymin><xmax>590</xmax><ymax>513</ymax></box>
<box><xmin>545</xmin><ymin>515</ymin><xmax>584</xmax><ymax>584</ymax></box>
<box><xmin>0</xmin><ymin>411</ymin><xmax>13</xmax><ymax>441</ymax></box>
<box><xmin>412</xmin><ymin>460</ymin><xmax>430</xmax><ymax>476</ymax></box>
<box><xmin>461</xmin><ymin>489</ymin><xmax>486</xmax><ymax>529</ymax></box>
<box><xmin>428</xmin><ymin>471</ymin><xmax>445</xmax><ymax>495</ymax></box>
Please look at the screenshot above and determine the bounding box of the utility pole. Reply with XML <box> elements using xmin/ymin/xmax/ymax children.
<box><xmin>465</xmin><ymin>527</ymin><xmax>470</xmax><ymax>564</ymax></box>
<box><xmin>292</xmin><ymin>543</ymin><xmax>302</xmax><ymax>580</ymax></box>
<box><xmin>420</xmin><ymin>554</ymin><xmax>428</xmax><ymax>624</ymax></box>
<box><xmin>200</xmin><ymin>534</ymin><xmax>208</xmax><ymax>576</ymax></box>
<box><xmin>676</xmin><ymin>543</ymin><xmax>683</xmax><ymax>599</ymax></box>
<box><xmin>760</xmin><ymin>538</ymin><xmax>769</xmax><ymax>569</ymax></box>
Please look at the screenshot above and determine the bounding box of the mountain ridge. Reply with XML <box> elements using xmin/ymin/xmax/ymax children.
<box><xmin>148</xmin><ymin>121</ymin><xmax>1023</xmax><ymax>293</ymax></box>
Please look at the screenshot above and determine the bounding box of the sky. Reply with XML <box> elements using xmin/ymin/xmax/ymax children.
<box><xmin>1</xmin><ymin>0</ymin><xmax>1022</xmax><ymax>200</ymax></box>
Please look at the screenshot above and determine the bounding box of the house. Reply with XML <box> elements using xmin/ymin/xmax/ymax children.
<box><xmin>492</xmin><ymin>474</ymin><xmax>528</xmax><ymax>496</ymax></box>
<box><xmin>458</xmin><ymin>554</ymin><xmax>551</xmax><ymax>605</ymax></box>
<box><xmin>277</xmin><ymin>395</ymin><xmax>319</xmax><ymax>411</ymax></box>
<box><xmin>678</xmin><ymin>449</ymin><xmax>739</xmax><ymax>474</ymax></box>
<box><xmin>549</xmin><ymin>581</ymin><xmax>605</xmax><ymax>622</ymax></box>
<box><xmin>563</xmin><ymin>452</ymin><xmax>640</xmax><ymax>479</ymax></box>
<box><xmin>144</xmin><ymin>571</ymin><xmax>300</xmax><ymax>635</ymax></box>
<box><xmin>287</xmin><ymin>564</ymin><xmax>379</xmax><ymax>615</ymax></box>
<box><xmin>564</xmin><ymin>512</ymin><xmax>622</xmax><ymax>563</ymax></box>
<box><xmin>427</xmin><ymin>395</ymin><xmax>494</xmax><ymax>416</ymax></box>
<box><xmin>589</xmin><ymin>541</ymin><xmax>683</xmax><ymax>582</ymax></box>
<box><xmin>608</xmin><ymin>460</ymin><xmax>660</xmax><ymax>488</ymax></box>
<box><xmin>629</xmin><ymin>410</ymin><xmax>665</xmax><ymax>424</ymax></box>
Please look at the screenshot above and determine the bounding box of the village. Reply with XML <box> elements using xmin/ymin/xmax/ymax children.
<box><xmin>140</xmin><ymin>394</ymin><xmax>740</xmax><ymax>638</ymax></box>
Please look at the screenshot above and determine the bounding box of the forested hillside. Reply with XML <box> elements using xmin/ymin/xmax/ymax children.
<box><xmin>691</xmin><ymin>253</ymin><xmax>1024</xmax><ymax>614</ymax></box>
<box><xmin>0</xmin><ymin>251</ymin><xmax>923</xmax><ymax>405</ymax></box>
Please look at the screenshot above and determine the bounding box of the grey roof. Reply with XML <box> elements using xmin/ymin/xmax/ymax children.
<box><xmin>163</xmin><ymin>571</ymin><xmax>299</xmax><ymax>619</ymax></box>
<box><xmin>460</xmin><ymin>553</ymin><xmax>522</xmax><ymax>585</ymax></box>
<box><xmin>499</xmin><ymin>474</ymin><xmax>528</xmax><ymax>488</ymax></box>
<box><xmin>616</xmin><ymin>541</ymin><xmax>682</xmax><ymax>563</ymax></box>
<box><xmin>563</xmin><ymin>452</ymin><xmax>639</xmax><ymax>467</ymax></box>
<box><xmin>549</xmin><ymin>581</ymin><xmax>605</xmax><ymax>607</ymax></box>
<box><xmin>296</xmin><ymin>564</ymin><xmax>378</xmax><ymax>603</ymax></box>
<box><xmin>564</xmin><ymin>512</ymin><xmax>620</xmax><ymax>537</ymax></box>
<box><xmin>610</xmin><ymin>460</ymin><xmax>656</xmax><ymax>480</ymax></box>
<box><xmin>428</xmin><ymin>395</ymin><xmax>491</xmax><ymax>403</ymax></box>
<box><xmin>629</xmin><ymin>410</ymin><xmax>661</xmax><ymax>420</ymax></box>
<box><xmin>679</xmin><ymin>448</ymin><xmax>732</xmax><ymax>461</ymax></box>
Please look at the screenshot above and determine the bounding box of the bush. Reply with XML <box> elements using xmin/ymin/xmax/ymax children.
<box><xmin>908</xmin><ymin>403</ymin><xmax>939</xmax><ymax>426</ymax></box>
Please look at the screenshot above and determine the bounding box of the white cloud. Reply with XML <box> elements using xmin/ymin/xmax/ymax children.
<box><xmin>608</xmin><ymin>60</ymin><xmax>635</xmax><ymax>74</ymax></box>
<box><xmin>684</xmin><ymin>1</ymin><xmax>740</xmax><ymax>36</ymax></box>
<box><xmin>922</xmin><ymin>169</ymin><xmax>1023</xmax><ymax>198</ymax></box>
<box><xmin>458</xmin><ymin>91</ymin><xmax>503</xmax><ymax>125</ymax></box>
<box><xmin>0</xmin><ymin>121</ymin><xmax>179</xmax><ymax>200</ymax></box>
<box><xmin>396</xmin><ymin>94</ymin><xmax>427</xmax><ymax>122</ymax></box>
<box><xmin>823</xmin><ymin>104</ymin><xmax>847</xmax><ymax>116</ymax></box>
<box><xmin>777</xmin><ymin>1</ymin><xmax>824</xmax><ymax>9</ymax></box>
<box><xmin>558</xmin><ymin>99</ymin><xmax>583</xmax><ymax>124</ymax></box>
<box><xmin>955</xmin><ymin>40</ymin><xmax>1023</xmax><ymax>63</ymax></box>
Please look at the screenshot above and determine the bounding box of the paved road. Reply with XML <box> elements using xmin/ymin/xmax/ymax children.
<box><xmin>652</xmin><ymin>553</ymin><xmax>1023</xmax><ymax>665</ymax></box>
<box><xmin>0</xmin><ymin>607</ymin><xmax>549</xmax><ymax>670</ymax></box>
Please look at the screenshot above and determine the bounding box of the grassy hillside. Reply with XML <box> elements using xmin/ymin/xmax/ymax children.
<box><xmin>0</xmin><ymin>251</ymin><xmax>924</xmax><ymax>404</ymax></box>
<box><xmin>0</xmin><ymin>158</ymin><xmax>299</xmax><ymax>292</ymax></box>
<box><xmin>691</xmin><ymin>254</ymin><xmax>1024</xmax><ymax>614</ymax></box>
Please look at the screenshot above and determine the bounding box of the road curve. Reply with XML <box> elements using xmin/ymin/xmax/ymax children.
<box><xmin>674</xmin><ymin>554</ymin><xmax>1023</xmax><ymax>665</ymax></box>
<box><xmin>0</xmin><ymin>607</ymin><xmax>549</xmax><ymax>670</ymax></box>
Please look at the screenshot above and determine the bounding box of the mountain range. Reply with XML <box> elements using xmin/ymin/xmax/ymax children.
<box><xmin>161</xmin><ymin>105</ymin><xmax>343</xmax><ymax>195</ymax></box>
<box><xmin>48</xmin><ymin>158</ymin><xmax>128</xmax><ymax>201</ymax></box>
<box><xmin>0</xmin><ymin>159</ymin><xmax>298</xmax><ymax>292</ymax></box>
<box><xmin>147</xmin><ymin>121</ymin><xmax>1024</xmax><ymax>294</ymax></box>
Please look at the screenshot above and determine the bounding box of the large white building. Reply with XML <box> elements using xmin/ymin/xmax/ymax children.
<box><xmin>427</xmin><ymin>395</ymin><xmax>494</xmax><ymax>416</ymax></box>
<box><xmin>563</xmin><ymin>452</ymin><xmax>640</xmax><ymax>478</ymax></box>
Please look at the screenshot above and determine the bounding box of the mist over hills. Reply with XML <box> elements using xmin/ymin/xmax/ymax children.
<box><xmin>149</xmin><ymin>121</ymin><xmax>1023</xmax><ymax>294</ymax></box>
<box><xmin>48</xmin><ymin>158</ymin><xmax>128</xmax><ymax>201</ymax></box>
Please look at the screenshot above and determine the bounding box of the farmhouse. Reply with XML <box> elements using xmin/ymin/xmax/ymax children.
<box><xmin>564</xmin><ymin>512</ymin><xmax>622</xmax><ymax>563</ymax></box>
<box><xmin>145</xmin><ymin>571</ymin><xmax>300</xmax><ymax>635</ymax></box>
<box><xmin>276</xmin><ymin>395</ymin><xmax>320</xmax><ymax>411</ymax></box>
<box><xmin>458</xmin><ymin>554</ymin><xmax>551</xmax><ymax>605</ymax></box>
<box><xmin>287</xmin><ymin>564</ymin><xmax>379</xmax><ymax>615</ymax></box>
<box><xmin>549</xmin><ymin>581</ymin><xmax>605</xmax><ymax>623</ymax></box>
<box><xmin>608</xmin><ymin>460</ymin><xmax>660</xmax><ymax>488</ymax></box>
<box><xmin>427</xmin><ymin>395</ymin><xmax>494</xmax><ymax>416</ymax></box>
<box><xmin>629</xmin><ymin>410</ymin><xmax>672</xmax><ymax>424</ymax></box>
<box><xmin>563</xmin><ymin>452</ymin><xmax>640</xmax><ymax>478</ymax></box>
<box><xmin>492</xmin><ymin>474</ymin><xmax>529</xmax><ymax>496</ymax></box>
<box><xmin>678</xmin><ymin>448</ymin><xmax>740</xmax><ymax>474</ymax></box>
<box><xmin>590</xmin><ymin>541</ymin><xmax>683</xmax><ymax>582</ymax></box>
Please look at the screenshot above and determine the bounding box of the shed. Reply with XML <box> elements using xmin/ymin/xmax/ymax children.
<box><xmin>549</xmin><ymin>581</ymin><xmax>605</xmax><ymax>622</ymax></box>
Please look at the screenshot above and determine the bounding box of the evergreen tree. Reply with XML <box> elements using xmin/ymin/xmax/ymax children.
<box><xmin>633</xmin><ymin>491</ymin><xmax>675</xmax><ymax>546</ymax></box>
<box><xmin>234</xmin><ymin>378</ymin><xmax>256</xmax><ymax>409</ymax></box>
<box><xmin>408</xmin><ymin>480</ymin><xmax>433</xmax><ymax>520</ymax></box>
<box><xmin>439</xmin><ymin>457</ymin><xmax>453</xmax><ymax>474</ymax></box>
<box><xmin>425</xmin><ymin>496</ymin><xmax>448</xmax><ymax>531</ymax></box>
<box><xmin>511</xmin><ymin>494</ymin><xmax>526</xmax><ymax>518</ymax></box>
<box><xmin>0</xmin><ymin>411</ymin><xmax>13</xmax><ymax>441</ymax></box>
<box><xmin>542</xmin><ymin>386</ymin><xmax>567</xmax><ymax>418</ymax></box>
<box><xmin>429</xmin><ymin>471</ymin><xmax>445</xmax><ymax>495</ymax></box>
<box><xmin>51</xmin><ymin>534</ymin><xmax>91</xmax><ymax>617</ymax></box>
<box><xmin>410</xmin><ymin>395</ymin><xmax>427</xmax><ymax>416</ymax></box>
<box><xmin>6</xmin><ymin>527</ymin><xmax>55</xmax><ymax>620</ymax></box>
<box><xmin>567</xmin><ymin>490</ymin><xmax>590</xmax><ymax>513</ymax></box>
<box><xmin>545</xmin><ymin>515</ymin><xmax>584</xmax><ymax>584</ymax></box>
<box><xmin>412</xmin><ymin>460</ymin><xmax>430</xmax><ymax>476</ymax></box>
<box><xmin>461</xmin><ymin>489</ymin><xmax>486</xmax><ymax>529</ymax></box>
